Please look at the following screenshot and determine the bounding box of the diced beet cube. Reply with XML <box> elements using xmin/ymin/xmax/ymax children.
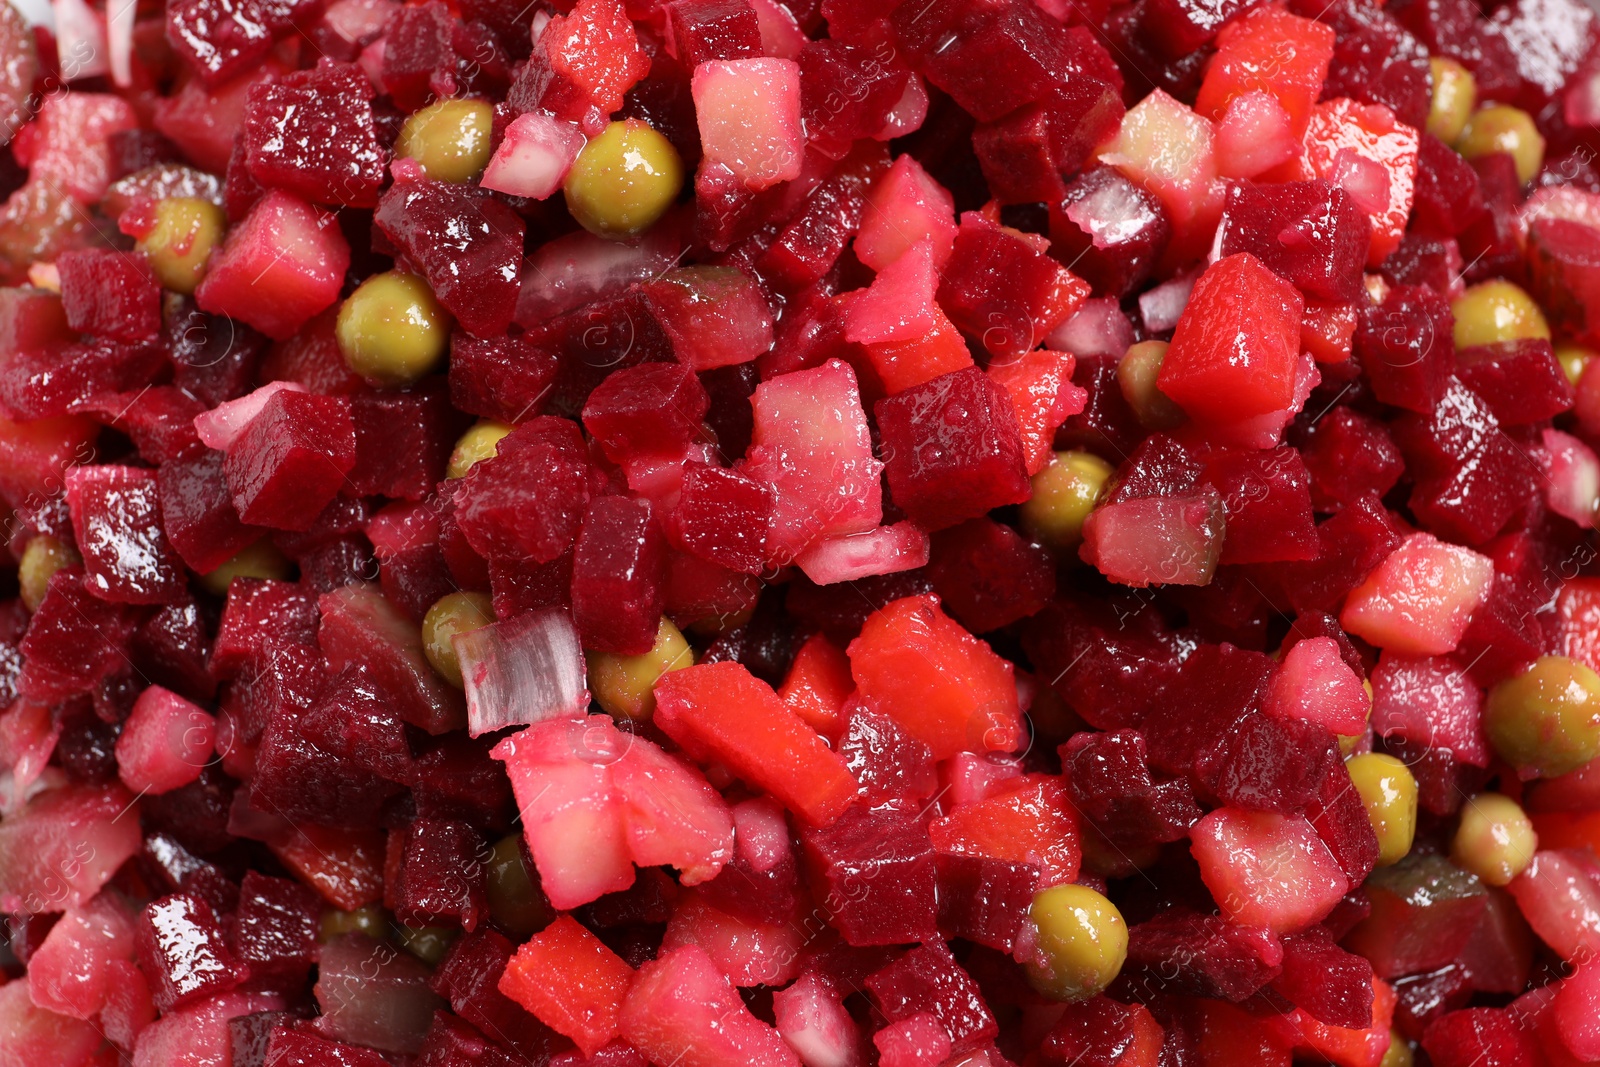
<box><xmin>666</xmin><ymin>463</ymin><xmax>771</xmax><ymax>576</ymax></box>
<box><xmin>431</xmin><ymin>930</ymin><xmax>560</xmax><ymax>1059</ymax></box>
<box><xmin>619</xmin><ymin>945</ymin><xmax>799</xmax><ymax>1067</ymax></box>
<box><xmin>1121</xmin><ymin>908</ymin><xmax>1284</xmax><ymax>1002</ymax></box>
<box><xmin>166</xmin><ymin>0</ymin><xmax>319</xmax><ymax>85</ymax></box>
<box><xmin>455</xmin><ymin>417</ymin><xmax>592</xmax><ymax>564</ymax></box>
<box><xmin>1303</xmin><ymin>747</ymin><xmax>1380</xmax><ymax>885</ymax></box>
<box><xmin>839</xmin><ymin>701</ymin><xmax>937</xmax><ymax>805</ymax></box>
<box><xmin>936</xmin><ymin>212</ymin><xmax>1089</xmax><ymax>361</ymax></box>
<box><xmin>1049</xmin><ymin>166</ymin><xmax>1171</xmax><ymax>299</ymax></box>
<box><xmin>925</xmin><ymin>518</ymin><xmax>1054</xmax><ymax>633</ymax></box>
<box><xmin>378</xmin><ymin>0</ymin><xmax>458</xmax><ymax>112</ymax></box>
<box><xmin>319</xmin><ymin>582</ymin><xmax>465</xmax><ymax>735</ymax></box>
<box><xmin>223</xmin><ymin>389</ymin><xmax>356</xmax><ymax>532</ymax></box>
<box><xmin>393</xmin><ymin>817</ymin><xmax>488</xmax><ymax>930</ymax></box>
<box><xmin>1345</xmin><ymin>853</ymin><xmax>1490</xmax><ymax>977</ymax></box>
<box><xmin>1216</xmin><ymin>180</ymin><xmax>1369</xmax><ymax>304</ymax></box>
<box><xmin>74</xmin><ymin>386</ymin><xmax>206</xmax><ymax>465</ymax></box>
<box><xmin>65</xmin><ymin>464</ymin><xmax>186</xmax><ymax>604</ymax></box>
<box><xmin>348</xmin><ymin>385</ymin><xmax>456</xmax><ymax>501</ymax></box>
<box><xmin>1040</xmin><ymin>998</ymin><xmax>1164</xmax><ymax>1067</ymax></box>
<box><xmin>195</xmin><ymin>190</ymin><xmax>351</xmax><ymax>341</ymax></box>
<box><xmin>315</xmin><ymin>932</ymin><xmax>448</xmax><ymax>1055</ymax></box>
<box><xmin>668</xmin><ymin>0</ymin><xmax>761</xmax><ymax>67</ymax></box>
<box><xmin>1270</xmin><ymin>928</ymin><xmax>1377</xmax><ymax>1030</ymax></box>
<box><xmin>742</xmin><ymin>359</ymin><xmax>882</xmax><ymax>563</ymax></box>
<box><xmin>115</xmin><ymin>685</ymin><xmax>216</xmax><ymax>796</ymax></box>
<box><xmin>1297</xmin><ymin>407</ymin><xmax>1404</xmax><ymax>513</ymax></box>
<box><xmin>928</xmin><ymin>775</ymin><xmax>1080</xmax><ymax>888</ymax></box>
<box><xmin>1527</xmin><ymin>216</ymin><xmax>1600</xmax><ymax>346</ymax></box>
<box><xmin>18</xmin><ymin>569</ymin><xmax>141</xmax><ymax>705</ymax></box>
<box><xmin>973</xmin><ymin>79</ymin><xmax>1125</xmax><ymax>206</ymax></box>
<box><xmin>264</xmin><ymin>1025</ymin><xmax>395</xmax><ymax>1067</ymax></box>
<box><xmin>1157</xmin><ymin>253</ymin><xmax>1305</xmax><ymax>425</ymax></box>
<box><xmin>375</xmin><ymin>179</ymin><xmax>525</xmax><ymax>338</ymax></box>
<box><xmin>0</xmin><ymin>337</ymin><xmax>169</xmax><ymax>421</ymax></box>
<box><xmin>1201</xmin><ymin>446</ymin><xmax>1319</xmax><ymax>565</ymax></box>
<box><xmin>1340</xmin><ymin>532</ymin><xmax>1494</xmax><ymax>656</ymax></box>
<box><xmin>1455</xmin><ymin>338</ymin><xmax>1574</xmax><ymax>425</ymax></box>
<box><xmin>866</xmin><ymin>942</ymin><xmax>996</xmax><ymax>1055</ymax></box>
<box><xmin>1410</xmin><ymin>133</ymin><xmax>1485</xmax><ymax>239</ymax></box>
<box><xmin>450</xmin><ymin>332</ymin><xmax>562</xmax><ymax>426</ymax></box>
<box><xmin>874</xmin><ymin>1012</ymin><xmax>950</xmax><ymax>1067</ymax></box>
<box><xmin>1370</xmin><ymin>652</ymin><xmax>1489</xmax><ymax>767</ymax></box>
<box><xmin>242</xmin><ymin>63</ymin><xmax>384</xmax><ymax>208</ymax></box>
<box><xmin>571</xmin><ymin>496</ymin><xmax>667</xmax><ymax>655</ymax></box>
<box><xmin>758</xmin><ymin>143</ymin><xmax>890</xmax><ymax>292</ymax></box>
<box><xmin>1195</xmin><ymin>709</ymin><xmax>1337</xmax><ymax>813</ymax></box>
<box><xmin>934</xmin><ymin>853</ymin><xmax>1037</xmax><ymax>953</ymax></box>
<box><xmin>798</xmin><ymin>40</ymin><xmax>909</xmax><ymax>161</ymax></box>
<box><xmin>582</xmin><ymin>363</ymin><xmax>709</xmax><ymax>463</ymax></box>
<box><xmin>1298</xmin><ymin>97</ymin><xmax>1419</xmax><ymax>267</ymax></box>
<box><xmin>212</xmin><ymin>579</ymin><xmax>318</xmax><ymax>680</ymax></box>
<box><xmin>891</xmin><ymin>0</ymin><xmax>1104</xmax><ymax>122</ymax></box>
<box><xmin>0</xmin><ymin>409</ymin><xmax>97</xmax><ymax>511</ymax></box>
<box><xmin>56</xmin><ymin>248</ymin><xmax>161</xmax><ymax>343</ymax></box>
<box><xmin>691</xmin><ymin>58</ymin><xmax>804</xmax><ymax>190</ymax></box>
<box><xmin>641</xmin><ymin>266</ymin><xmax>774</xmax><ymax>371</ymax></box>
<box><xmin>875</xmin><ymin>367</ymin><xmax>1029</xmax><ymax>532</ymax></box>
<box><xmin>800</xmin><ymin>803</ymin><xmax>939</xmax><ymax>946</ymax></box>
<box><xmin>1061</xmin><ymin>729</ymin><xmax>1200</xmax><ymax>848</ymax></box>
<box><xmin>1191</xmin><ymin>806</ymin><xmax>1350</xmax><ymax>934</ymax></box>
<box><xmin>1421</xmin><ymin>1008</ymin><xmax>1539</xmax><ymax>1067</ymax></box>
<box><xmin>1355</xmin><ymin>283</ymin><xmax>1455</xmax><ymax>413</ymax></box>
<box><xmin>499</xmin><ymin>914</ymin><xmax>635</xmax><ymax>1056</ymax></box>
<box><xmin>234</xmin><ymin>871</ymin><xmax>321</xmax><ymax>989</ymax></box>
<box><xmin>138</xmin><ymin>893</ymin><xmax>248</xmax><ymax>1011</ymax></box>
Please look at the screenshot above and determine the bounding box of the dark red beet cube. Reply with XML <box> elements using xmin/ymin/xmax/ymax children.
<box><xmin>0</xmin><ymin>337</ymin><xmax>168</xmax><ymax>420</ymax></box>
<box><xmin>798</xmin><ymin>40</ymin><xmax>909</xmax><ymax>160</ymax></box>
<box><xmin>56</xmin><ymin>248</ymin><xmax>161</xmax><ymax>343</ymax></box>
<box><xmin>876</xmin><ymin>367</ymin><xmax>1031</xmax><ymax>532</ymax></box>
<box><xmin>65</xmin><ymin>464</ymin><xmax>187</xmax><ymax>604</ymax></box>
<box><xmin>756</xmin><ymin>144</ymin><xmax>887</xmax><ymax>294</ymax></box>
<box><xmin>1059</xmin><ymin>729</ymin><xmax>1201</xmax><ymax>846</ymax></box>
<box><xmin>1457</xmin><ymin>153</ymin><xmax>1523</xmax><ymax>286</ymax></box>
<box><xmin>348</xmin><ymin>385</ymin><xmax>457</xmax><ymax>500</ymax></box>
<box><xmin>1198</xmin><ymin>446</ymin><xmax>1319</xmax><ymax>565</ymax></box>
<box><xmin>18</xmin><ymin>568</ymin><xmax>141</xmax><ymax>704</ymax></box>
<box><xmin>431</xmin><ymin>929</ymin><xmax>559</xmax><ymax>1059</ymax></box>
<box><xmin>839</xmin><ymin>702</ymin><xmax>938</xmax><ymax>805</ymax></box>
<box><xmin>232</xmin><ymin>638</ymin><xmax>326</xmax><ymax>745</ymax></box>
<box><xmin>936</xmin><ymin>212</ymin><xmax>1089</xmax><ymax>360</ymax></box>
<box><xmin>925</xmin><ymin>518</ymin><xmax>1055</xmax><ymax>633</ymax></box>
<box><xmin>865</xmin><ymin>941</ymin><xmax>998</xmax><ymax>1055</ymax></box>
<box><xmin>1269</xmin><ymin>492</ymin><xmax>1406</xmax><ymax>613</ymax></box>
<box><xmin>380</xmin><ymin>0</ymin><xmax>457</xmax><ymax>112</ymax></box>
<box><xmin>1355</xmin><ymin>284</ymin><xmax>1456</xmax><ymax>413</ymax></box>
<box><xmin>572</xmin><ymin>495</ymin><xmax>667</xmax><ymax>655</ymax></box>
<box><xmin>137</xmin><ymin>893</ymin><xmax>248</xmax><ymax>1011</ymax></box>
<box><xmin>1120</xmin><ymin>908</ymin><xmax>1282</xmax><ymax>1002</ymax></box>
<box><xmin>1049</xmin><ymin>166</ymin><xmax>1171</xmax><ymax>299</ymax></box>
<box><xmin>1297</xmin><ymin>407</ymin><xmax>1405</xmax><ymax>513</ymax></box>
<box><xmin>1526</xmin><ymin>216</ymin><xmax>1600</xmax><ymax>346</ymax></box>
<box><xmin>250</xmin><ymin>665</ymin><xmax>411</xmax><ymax>827</ymax></box>
<box><xmin>1454</xmin><ymin>338</ymin><xmax>1573</xmax><ymax>425</ymax></box>
<box><xmin>455</xmin><ymin>418</ymin><xmax>592</xmax><ymax>564</ymax></box>
<box><xmin>800</xmin><ymin>804</ymin><xmax>939</xmax><ymax>946</ymax></box>
<box><xmin>166</xmin><ymin>0</ymin><xmax>320</xmax><ymax>86</ymax></box>
<box><xmin>73</xmin><ymin>386</ymin><xmax>206</xmax><ymax>465</ymax></box>
<box><xmin>375</xmin><ymin>178</ymin><xmax>525</xmax><ymax>338</ymax></box>
<box><xmin>975</xmin><ymin>80</ymin><xmax>1125</xmax><ymax>206</ymax></box>
<box><xmin>1217</xmin><ymin>180</ymin><xmax>1369</xmax><ymax>305</ymax></box>
<box><xmin>1194</xmin><ymin>709</ymin><xmax>1336</xmax><ymax>813</ymax></box>
<box><xmin>242</xmin><ymin>62</ymin><xmax>385</xmax><ymax>208</ymax></box>
<box><xmin>134</xmin><ymin>599</ymin><xmax>217</xmax><ymax>702</ymax></box>
<box><xmin>234</xmin><ymin>870</ymin><xmax>322</xmax><ymax>988</ymax></box>
<box><xmin>1041</xmin><ymin>997</ymin><xmax>1160</xmax><ymax>1067</ymax></box>
<box><xmin>393</xmin><ymin>817</ymin><xmax>488</xmax><ymax>930</ymax></box>
<box><xmin>223</xmin><ymin>389</ymin><xmax>357</xmax><ymax>532</ymax></box>
<box><xmin>368</xmin><ymin>502</ymin><xmax>458</xmax><ymax>623</ymax></box>
<box><xmin>410</xmin><ymin>733</ymin><xmax>515</xmax><ymax>830</ymax></box>
<box><xmin>1305</xmin><ymin>748</ymin><xmax>1382</xmax><ymax>883</ymax></box>
<box><xmin>668</xmin><ymin>0</ymin><xmax>762</xmax><ymax>67</ymax></box>
<box><xmin>581</xmin><ymin>362</ymin><xmax>710</xmax><ymax>462</ymax></box>
<box><xmin>1300</xmin><ymin>0</ymin><xmax>1430</xmax><ymax>128</ymax></box>
<box><xmin>259</xmin><ymin>307</ymin><xmax>366</xmax><ymax>396</ymax></box>
<box><xmin>231</xmin><ymin>1011</ymin><xmax>306</xmax><ymax>1067</ymax></box>
<box><xmin>1380</xmin><ymin>233</ymin><xmax>1465</xmax><ymax>294</ymax></box>
<box><xmin>935</xmin><ymin>853</ymin><xmax>1038</xmax><ymax>953</ymax></box>
<box><xmin>142</xmin><ymin>831</ymin><xmax>239</xmax><ymax>917</ymax></box>
<box><xmin>1421</xmin><ymin>1008</ymin><xmax>1540</xmax><ymax>1067</ymax></box>
<box><xmin>263</xmin><ymin>1026</ymin><xmax>393</xmax><ymax>1067</ymax></box>
<box><xmin>1270</xmin><ymin>927</ymin><xmax>1376</xmax><ymax>1029</ymax></box>
<box><xmin>665</xmin><ymin>463</ymin><xmax>771</xmax><ymax>577</ymax></box>
<box><xmin>1056</xmin><ymin>354</ymin><xmax>1143</xmax><ymax>458</ymax></box>
<box><xmin>1141</xmin><ymin>0</ymin><xmax>1262</xmax><ymax>57</ymax></box>
<box><xmin>1144</xmin><ymin>642</ymin><xmax>1274</xmax><ymax>775</ymax></box>
<box><xmin>1392</xmin><ymin>378</ymin><xmax>1537</xmax><ymax>544</ymax></box>
<box><xmin>891</xmin><ymin>0</ymin><xmax>1107</xmax><ymax>122</ymax></box>
<box><xmin>1410</xmin><ymin>133</ymin><xmax>1486</xmax><ymax>238</ymax></box>
<box><xmin>449</xmin><ymin>332</ymin><xmax>561</xmax><ymax>426</ymax></box>
<box><xmin>417</xmin><ymin>1013</ymin><xmax>541</xmax><ymax>1067</ymax></box>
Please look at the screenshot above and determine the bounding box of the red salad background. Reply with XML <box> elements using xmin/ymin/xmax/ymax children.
<box><xmin>1</xmin><ymin>0</ymin><xmax>1600</xmax><ymax>1062</ymax></box>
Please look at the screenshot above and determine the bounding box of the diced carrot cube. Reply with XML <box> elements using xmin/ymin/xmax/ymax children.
<box><xmin>777</xmin><ymin>633</ymin><xmax>855</xmax><ymax>740</ymax></box>
<box><xmin>499</xmin><ymin>915</ymin><xmax>635</xmax><ymax>1057</ymax></box>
